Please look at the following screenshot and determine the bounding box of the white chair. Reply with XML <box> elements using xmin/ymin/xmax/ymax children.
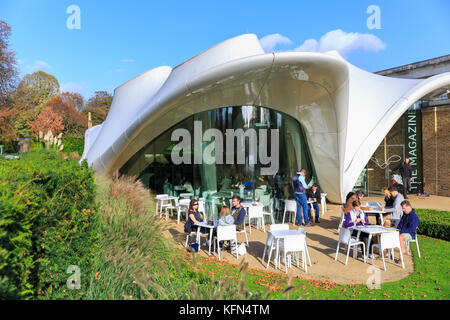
<box><xmin>248</xmin><ymin>204</ymin><xmax>265</xmax><ymax>233</ymax></box>
<box><xmin>406</xmin><ymin>236</ymin><xmax>421</xmax><ymax>258</ymax></box>
<box><xmin>337</xmin><ymin>207</ymin><xmax>346</xmax><ymax>232</ymax></box>
<box><xmin>262</xmin><ymin>198</ymin><xmax>275</xmax><ymax>225</ymax></box>
<box><xmin>155</xmin><ymin>194</ymin><xmax>169</xmax><ymax>216</ymax></box>
<box><xmin>308</xmin><ymin>201</ymin><xmax>316</xmax><ymax>220</ymax></box>
<box><xmin>180</xmin><ymin>192</ymin><xmax>193</xmax><ymax>199</ymax></box>
<box><xmin>185</xmin><ymin>228</ymin><xmax>208</xmax><ymax>250</ymax></box>
<box><xmin>213</xmin><ymin>225</ymin><xmax>239</xmax><ymax>260</ymax></box>
<box><xmin>237</xmin><ymin>221</ymin><xmax>249</xmax><ymax>246</ymax></box>
<box><xmin>206</xmin><ymin>198</ymin><xmax>218</xmax><ymax>221</ymax></box>
<box><xmin>185</xmin><ymin>231</ymin><xmax>198</xmax><ymax>248</ymax></box>
<box><xmin>282</xmin><ymin>200</ymin><xmax>297</xmax><ymax>224</ymax></box>
<box><xmin>321</xmin><ymin>193</ymin><xmax>327</xmax><ymax>216</ymax></box>
<box><xmin>279</xmin><ymin>234</ymin><xmax>308</xmax><ymax>273</ymax></box>
<box><xmin>298</xmin><ymin>227</ymin><xmax>312</xmax><ymax>267</ymax></box>
<box><xmin>263</xmin><ymin>224</ymin><xmax>289</xmax><ymax>266</ymax></box>
<box><xmin>254</xmin><ymin>188</ymin><xmax>264</xmax><ymax>201</ymax></box>
<box><xmin>371</xmin><ymin>231</ymin><xmax>405</xmax><ymax>271</ymax></box>
<box><xmin>198</xmin><ymin>200</ymin><xmax>206</xmax><ymax>220</ymax></box>
<box><xmin>163</xmin><ymin>197</ymin><xmax>179</xmax><ymax>220</ymax></box>
<box><xmin>177</xmin><ymin>198</ymin><xmax>191</xmax><ymax>224</ymax></box>
<box><xmin>335</xmin><ymin>228</ymin><xmax>367</xmax><ymax>265</ymax></box>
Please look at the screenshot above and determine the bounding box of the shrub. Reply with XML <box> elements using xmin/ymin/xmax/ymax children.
<box><xmin>0</xmin><ymin>149</ymin><xmax>99</xmax><ymax>299</ymax></box>
<box><xmin>0</xmin><ymin>140</ymin><xmax>18</xmax><ymax>153</ymax></box>
<box><xmin>416</xmin><ymin>209</ymin><xmax>450</xmax><ymax>241</ymax></box>
<box><xmin>62</xmin><ymin>136</ymin><xmax>84</xmax><ymax>156</ymax></box>
<box><xmin>86</xmin><ymin>173</ymin><xmax>261</xmax><ymax>300</ymax></box>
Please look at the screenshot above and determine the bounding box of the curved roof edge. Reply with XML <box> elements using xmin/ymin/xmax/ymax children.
<box><xmin>81</xmin><ymin>34</ymin><xmax>450</xmax><ymax>203</ymax></box>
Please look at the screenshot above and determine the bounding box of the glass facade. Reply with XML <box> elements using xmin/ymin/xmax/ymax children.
<box><xmin>120</xmin><ymin>106</ymin><xmax>315</xmax><ymax>219</ymax></box>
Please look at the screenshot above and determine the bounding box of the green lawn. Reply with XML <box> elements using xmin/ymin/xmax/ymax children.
<box><xmin>184</xmin><ymin>235</ymin><xmax>449</xmax><ymax>300</ymax></box>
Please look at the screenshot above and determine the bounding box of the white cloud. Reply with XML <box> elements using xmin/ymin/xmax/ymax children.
<box><xmin>116</xmin><ymin>68</ymin><xmax>126</xmax><ymax>73</ymax></box>
<box><xmin>259</xmin><ymin>33</ymin><xmax>293</xmax><ymax>53</ymax></box>
<box><xmin>60</xmin><ymin>81</ymin><xmax>88</xmax><ymax>93</ymax></box>
<box><xmin>294</xmin><ymin>29</ymin><xmax>386</xmax><ymax>55</ymax></box>
<box><xmin>29</xmin><ymin>60</ymin><xmax>52</xmax><ymax>72</ymax></box>
<box><xmin>121</xmin><ymin>58</ymin><xmax>135</xmax><ymax>63</ymax></box>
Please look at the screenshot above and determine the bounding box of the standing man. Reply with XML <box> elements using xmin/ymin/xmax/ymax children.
<box><xmin>390</xmin><ymin>158</ymin><xmax>413</xmax><ymax>199</ymax></box>
<box><xmin>292</xmin><ymin>169</ymin><xmax>310</xmax><ymax>226</ymax></box>
<box><xmin>306</xmin><ymin>184</ymin><xmax>321</xmax><ymax>224</ymax></box>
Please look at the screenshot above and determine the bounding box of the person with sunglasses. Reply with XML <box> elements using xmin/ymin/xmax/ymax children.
<box><xmin>184</xmin><ymin>199</ymin><xmax>210</xmax><ymax>246</ymax></box>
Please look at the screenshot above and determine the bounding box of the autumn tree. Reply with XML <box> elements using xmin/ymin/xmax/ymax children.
<box><xmin>13</xmin><ymin>70</ymin><xmax>60</xmax><ymax>137</ymax></box>
<box><xmin>60</xmin><ymin>91</ymin><xmax>84</xmax><ymax>112</ymax></box>
<box><xmin>15</xmin><ymin>70</ymin><xmax>60</xmax><ymax>111</ymax></box>
<box><xmin>0</xmin><ymin>108</ymin><xmax>16</xmax><ymax>142</ymax></box>
<box><xmin>0</xmin><ymin>20</ymin><xmax>18</xmax><ymax>142</ymax></box>
<box><xmin>29</xmin><ymin>105</ymin><xmax>64</xmax><ymax>138</ymax></box>
<box><xmin>46</xmin><ymin>95</ymin><xmax>87</xmax><ymax>137</ymax></box>
<box><xmin>82</xmin><ymin>90</ymin><xmax>113</xmax><ymax>125</ymax></box>
<box><xmin>0</xmin><ymin>20</ymin><xmax>18</xmax><ymax>108</ymax></box>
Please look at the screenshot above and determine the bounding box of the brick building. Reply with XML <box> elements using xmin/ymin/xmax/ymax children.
<box><xmin>355</xmin><ymin>55</ymin><xmax>450</xmax><ymax>197</ymax></box>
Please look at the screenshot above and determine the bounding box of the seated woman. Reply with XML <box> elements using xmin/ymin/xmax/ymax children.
<box><xmin>343</xmin><ymin>192</ymin><xmax>357</xmax><ymax>214</ymax></box>
<box><xmin>344</xmin><ymin>200</ymin><xmax>369</xmax><ymax>228</ymax></box>
<box><xmin>382</xmin><ymin>187</ymin><xmax>394</xmax><ymax>207</ymax></box>
<box><xmin>343</xmin><ymin>191</ymin><xmax>371</xmax><ymax>215</ymax></box>
<box><xmin>184</xmin><ymin>199</ymin><xmax>209</xmax><ymax>246</ymax></box>
<box><xmin>344</xmin><ymin>200</ymin><xmax>371</xmax><ymax>248</ymax></box>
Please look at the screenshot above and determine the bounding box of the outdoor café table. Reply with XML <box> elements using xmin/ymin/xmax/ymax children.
<box><xmin>241</xmin><ymin>201</ymin><xmax>262</xmax><ymax>209</ymax></box>
<box><xmin>351</xmin><ymin>225</ymin><xmax>399</xmax><ymax>261</ymax></box>
<box><xmin>266</xmin><ymin>229</ymin><xmax>307</xmax><ymax>270</ymax></box>
<box><xmin>241</xmin><ymin>202</ymin><xmax>264</xmax><ymax>228</ymax></box>
<box><xmin>364</xmin><ymin>209</ymin><xmax>390</xmax><ymax>226</ymax></box>
<box><xmin>194</xmin><ymin>220</ymin><xmax>218</xmax><ymax>256</ymax></box>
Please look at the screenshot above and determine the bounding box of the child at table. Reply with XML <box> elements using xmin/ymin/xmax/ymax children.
<box><xmin>218</xmin><ymin>205</ymin><xmax>235</xmax><ymax>226</ymax></box>
<box><xmin>216</xmin><ymin>205</ymin><xmax>235</xmax><ymax>251</ymax></box>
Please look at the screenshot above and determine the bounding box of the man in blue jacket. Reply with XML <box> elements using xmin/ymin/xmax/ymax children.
<box><xmin>397</xmin><ymin>200</ymin><xmax>420</xmax><ymax>254</ymax></box>
<box><xmin>292</xmin><ymin>169</ymin><xmax>310</xmax><ymax>226</ymax></box>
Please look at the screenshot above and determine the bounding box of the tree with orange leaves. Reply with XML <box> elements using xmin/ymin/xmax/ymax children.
<box><xmin>29</xmin><ymin>105</ymin><xmax>64</xmax><ymax>138</ymax></box>
<box><xmin>46</xmin><ymin>95</ymin><xmax>87</xmax><ymax>137</ymax></box>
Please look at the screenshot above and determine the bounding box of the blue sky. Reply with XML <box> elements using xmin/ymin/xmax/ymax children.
<box><xmin>1</xmin><ymin>0</ymin><xmax>449</xmax><ymax>99</ymax></box>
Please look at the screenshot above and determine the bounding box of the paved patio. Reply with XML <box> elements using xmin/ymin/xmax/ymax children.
<box><xmin>160</xmin><ymin>193</ymin><xmax>450</xmax><ymax>285</ymax></box>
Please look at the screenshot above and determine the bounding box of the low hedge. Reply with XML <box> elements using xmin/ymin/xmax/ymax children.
<box><xmin>62</xmin><ymin>136</ymin><xmax>85</xmax><ymax>156</ymax></box>
<box><xmin>416</xmin><ymin>209</ymin><xmax>450</xmax><ymax>241</ymax></box>
<box><xmin>0</xmin><ymin>150</ymin><xmax>99</xmax><ymax>299</ymax></box>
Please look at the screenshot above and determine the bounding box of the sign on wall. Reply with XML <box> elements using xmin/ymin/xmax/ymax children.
<box><xmin>405</xmin><ymin>103</ymin><xmax>423</xmax><ymax>193</ymax></box>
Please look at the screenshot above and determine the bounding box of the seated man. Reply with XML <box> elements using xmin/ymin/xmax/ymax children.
<box><xmin>231</xmin><ymin>195</ymin><xmax>246</xmax><ymax>232</ymax></box>
<box><xmin>397</xmin><ymin>200</ymin><xmax>420</xmax><ymax>255</ymax></box>
<box><xmin>306</xmin><ymin>184</ymin><xmax>321</xmax><ymax>223</ymax></box>
<box><xmin>384</xmin><ymin>186</ymin><xmax>405</xmax><ymax>227</ymax></box>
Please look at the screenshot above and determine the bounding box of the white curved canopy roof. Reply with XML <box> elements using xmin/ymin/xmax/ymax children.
<box><xmin>81</xmin><ymin>34</ymin><xmax>450</xmax><ymax>203</ymax></box>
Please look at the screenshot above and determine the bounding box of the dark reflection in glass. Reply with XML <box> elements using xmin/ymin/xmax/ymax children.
<box><xmin>120</xmin><ymin>106</ymin><xmax>315</xmax><ymax>220</ymax></box>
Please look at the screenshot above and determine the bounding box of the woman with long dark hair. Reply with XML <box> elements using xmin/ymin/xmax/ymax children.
<box><xmin>184</xmin><ymin>199</ymin><xmax>209</xmax><ymax>245</ymax></box>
